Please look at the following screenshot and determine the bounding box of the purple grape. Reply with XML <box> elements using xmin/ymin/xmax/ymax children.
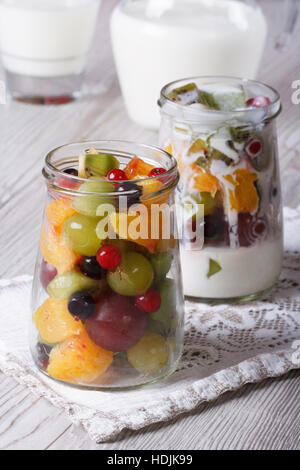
<box><xmin>40</xmin><ymin>259</ymin><xmax>57</xmax><ymax>290</ymax></box>
<box><xmin>68</xmin><ymin>290</ymin><xmax>95</xmax><ymax>321</ymax></box>
<box><xmin>79</xmin><ymin>256</ymin><xmax>105</xmax><ymax>280</ymax></box>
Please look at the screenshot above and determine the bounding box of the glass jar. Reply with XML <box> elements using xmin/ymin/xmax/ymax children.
<box><xmin>30</xmin><ymin>141</ymin><xmax>184</xmax><ymax>389</ymax></box>
<box><xmin>159</xmin><ymin>77</ymin><xmax>283</xmax><ymax>302</ymax></box>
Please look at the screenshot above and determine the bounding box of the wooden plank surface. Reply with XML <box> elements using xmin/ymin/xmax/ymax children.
<box><xmin>0</xmin><ymin>0</ymin><xmax>299</xmax><ymax>450</ymax></box>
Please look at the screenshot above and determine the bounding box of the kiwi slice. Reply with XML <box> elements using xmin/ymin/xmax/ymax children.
<box><xmin>167</xmin><ymin>82</ymin><xmax>200</xmax><ymax>105</ymax></box>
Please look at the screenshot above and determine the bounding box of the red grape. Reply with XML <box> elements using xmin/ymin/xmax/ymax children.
<box><xmin>40</xmin><ymin>259</ymin><xmax>57</xmax><ymax>290</ymax></box>
<box><xmin>85</xmin><ymin>293</ymin><xmax>147</xmax><ymax>352</ymax></box>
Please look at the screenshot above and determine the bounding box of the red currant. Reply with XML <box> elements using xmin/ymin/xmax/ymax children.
<box><xmin>135</xmin><ymin>290</ymin><xmax>162</xmax><ymax>313</ymax></box>
<box><xmin>246</xmin><ymin>96</ymin><xmax>271</xmax><ymax>108</ymax></box>
<box><xmin>148</xmin><ymin>167</ymin><xmax>167</xmax><ymax>178</ymax></box>
<box><xmin>245</xmin><ymin>137</ymin><xmax>262</xmax><ymax>158</ymax></box>
<box><xmin>107</xmin><ymin>169</ymin><xmax>127</xmax><ymax>181</ymax></box>
<box><xmin>97</xmin><ymin>244</ymin><xmax>122</xmax><ymax>270</ymax></box>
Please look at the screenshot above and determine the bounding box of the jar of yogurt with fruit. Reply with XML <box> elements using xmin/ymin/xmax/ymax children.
<box><xmin>31</xmin><ymin>141</ymin><xmax>184</xmax><ymax>389</ymax></box>
<box><xmin>159</xmin><ymin>77</ymin><xmax>283</xmax><ymax>302</ymax></box>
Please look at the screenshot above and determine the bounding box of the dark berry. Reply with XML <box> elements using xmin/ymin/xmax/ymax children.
<box><xmin>238</xmin><ymin>213</ymin><xmax>268</xmax><ymax>247</ymax></box>
<box><xmin>68</xmin><ymin>291</ymin><xmax>95</xmax><ymax>321</ymax></box>
<box><xmin>64</xmin><ymin>168</ymin><xmax>78</xmax><ymax>176</ymax></box>
<box><xmin>116</xmin><ymin>181</ymin><xmax>142</xmax><ymax>208</ymax></box>
<box><xmin>148</xmin><ymin>168</ymin><xmax>167</xmax><ymax>178</ymax></box>
<box><xmin>37</xmin><ymin>342</ymin><xmax>52</xmax><ymax>368</ymax></box>
<box><xmin>79</xmin><ymin>256</ymin><xmax>105</xmax><ymax>279</ymax></box>
<box><xmin>58</xmin><ymin>168</ymin><xmax>78</xmax><ymax>189</ymax></box>
<box><xmin>97</xmin><ymin>244</ymin><xmax>122</xmax><ymax>270</ymax></box>
<box><xmin>107</xmin><ymin>169</ymin><xmax>127</xmax><ymax>181</ymax></box>
<box><xmin>40</xmin><ymin>260</ymin><xmax>57</xmax><ymax>290</ymax></box>
<box><xmin>135</xmin><ymin>290</ymin><xmax>162</xmax><ymax>313</ymax></box>
<box><xmin>203</xmin><ymin>210</ymin><xmax>230</xmax><ymax>247</ymax></box>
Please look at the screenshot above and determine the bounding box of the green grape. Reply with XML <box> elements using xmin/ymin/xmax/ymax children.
<box><xmin>152</xmin><ymin>278</ymin><xmax>177</xmax><ymax>328</ymax></box>
<box><xmin>185</xmin><ymin>191</ymin><xmax>220</xmax><ymax>218</ymax></box>
<box><xmin>150</xmin><ymin>252</ymin><xmax>173</xmax><ymax>282</ymax></box>
<box><xmin>62</xmin><ymin>213</ymin><xmax>102</xmax><ymax>256</ymax></box>
<box><xmin>107</xmin><ymin>252</ymin><xmax>154</xmax><ymax>296</ymax></box>
<box><xmin>85</xmin><ymin>153</ymin><xmax>119</xmax><ymax>177</ymax></box>
<box><xmin>127</xmin><ymin>333</ymin><xmax>169</xmax><ymax>374</ymax></box>
<box><xmin>107</xmin><ymin>238</ymin><xmax>136</xmax><ymax>253</ymax></box>
<box><xmin>72</xmin><ymin>180</ymin><xmax>115</xmax><ymax>217</ymax></box>
<box><xmin>47</xmin><ymin>269</ymin><xmax>101</xmax><ymax>300</ymax></box>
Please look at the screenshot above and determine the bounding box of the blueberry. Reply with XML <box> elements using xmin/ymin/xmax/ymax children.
<box><xmin>79</xmin><ymin>256</ymin><xmax>105</xmax><ymax>280</ymax></box>
<box><xmin>68</xmin><ymin>291</ymin><xmax>95</xmax><ymax>321</ymax></box>
<box><xmin>116</xmin><ymin>181</ymin><xmax>142</xmax><ymax>208</ymax></box>
<box><xmin>64</xmin><ymin>168</ymin><xmax>78</xmax><ymax>176</ymax></box>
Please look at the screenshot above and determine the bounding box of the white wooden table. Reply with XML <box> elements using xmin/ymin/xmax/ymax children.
<box><xmin>0</xmin><ymin>1</ymin><xmax>299</xmax><ymax>450</ymax></box>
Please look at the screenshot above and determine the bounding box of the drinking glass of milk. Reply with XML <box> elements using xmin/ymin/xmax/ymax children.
<box><xmin>111</xmin><ymin>0</ymin><xmax>299</xmax><ymax>129</ymax></box>
<box><xmin>0</xmin><ymin>0</ymin><xmax>101</xmax><ymax>103</ymax></box>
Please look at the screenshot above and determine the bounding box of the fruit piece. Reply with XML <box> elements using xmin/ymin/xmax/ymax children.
<box><xmin>212</xmin><ymin>90</ymin><xmax>246</xmax><ymax>111</ymax></box>
<box><xmin>150</xmin><ymin>252</ymin><xmax>173</xmax><ymax>282</ymax></box>
<box><xmin>45</xmin><ymin>198</ymin><xmax>76</xmax><ymax>233</ymax></box>
<box><xmin>238</xmin><ymin>213</ymin><xmax>268</xmax><ymax>247</ymax></box>
<box><xmin>224</xmin><ymin>169</ymin><xmax>259</xmax><ymax>213</ymax></box>
<box><xmin>246</xmin><ymin>96</ymin><xmax>271</xmax><ymax>108</ymax></box>
<box><xmin>106</xmin><ymin>238</ymin><xmax>136</xmax><ymax>253</ymax></box>
<box><xmin>107</xmin><ymin>252</ymin><xmax>154</xmax><ymax>296</ymax></box>
<box><xmin>229</xmin><ymin>126</ymin><xmax>251</xmax><ymax>143</ymax></box>
<box><xmin>156</xmin><ymin>236</ymin><xmax>177</xmax><ymax>253</ymax></box>
<box><xmin>34</xmin><ymin>298</ymin><xmax>83</xmax><ymax>344</ymax></box>
<box><xmin>151</xmin><ymin>278</ymin><xmax>177</xmax><ymax>328</ymax></box>
<box><xmin>68</xmin><ymin>291</ymin><xmax>95</xmax><ymax>321</ymax></box>
<box><xmin>127</xmin><ymin>333</ymin><xmax>169</xmax><ymax>374</ymax></box>
<box><xmin>62</xmin><ymin>213</ymin><xmax>102</xmax><ymax>256</ymax></box>
<box><xmin>109</xmin><ymin>211</ymin><xmax>158</xmax><ymax>254</ymax></box>
<box><xmin>139</xmin><ymin>178</ymin><xmax>170</xmax><ymax>207</ymax></box>
<box><xmin>136</xmin><ymin>290</ymin><xmax>162</xmax><ymax>313</ymax></box>
<box><xmin>40</xmin><ymin>226</ymin><xmax>82</xmax><ymax>275</ymax></box>
<box><xmin>245</xmin><ymin>137</ymin><xmax>263</xmax><ymax>159</ymax></box>
<box><xmin>204</xmin><ymin>210</ymin><xmax>229</xmax><ymax>245</ymax></box>
<box><xmin>47</xmin><ymin>269</ymin><xmax>100</xmax><ymax>300</ymax></box>
<box><xmin>37</xmin><ymin>342</ymin><xmax>52</xmax><ymax>368</ymax></box>
<box><xmin>124</xmin><ymin>156</ymin><xmax>155</xmax><ymax>180</ymax></box>
<box><xmin>167</xmin><ymin>82</ymin><xmax>200</xmax><ymax>105</ymax></box>
<box><xmin>107</xmin><ymin>168</ymin><xmax>127</xmax><ymax>181</ymax></box>
<box><xmin>96</xmin><ymin>244</ymin><xmax>122</xmax><ymax>270</ymax></box>
<box><xmin>72</xmin><ymin>180</ymin><xmax>115</xmax><ymax>217</ymax></box>
<box><xmin>148</xmin><ymin>168</ymin><xmax>167</xmax><ymax>178</ymax></box>
<box><xmin>116</xmin><ymin>181</ymin><xmax>142</xmax><ymax>208</ymax></box>
<box><xmin>85</xmin><ymin>293</ymin><xmax>147</xmax><ymax>352</ymax></box>
<box><xmin>81</xmin><ymin>152</ymin><xmax>120</xmax><ymax>178</ymax></box>
<box><xmin>79</xmin><ymin>256</ymin><xmax>104</xmax><ymax>279</ymax></box>
<box><xmin>191</xmin><ymin>164</ymin><xmax>219</xmax><ymax>197</ymax></box>
<box><xmin>47</xmin><ymin>330</ymin><xmax>113</xmax><ymax>384</ymax></box>
<box><xmin>198</xmin><ymin>90</ymin><xmax>219</xmax><ymax>109</ymax></box>
<box><xmin>58</xmin><ymin>169</ymin><xmax>79</xmax><ymax>189</ymax></box>
<box><xmin>207</xmin><ymin>258</ymin><xmax>222</xmax><ymax>278</ymax></box>
<box><xmin>40</xmin><ymin>260</ymin><xmax>57</xmax><ymax>290</ymax></box>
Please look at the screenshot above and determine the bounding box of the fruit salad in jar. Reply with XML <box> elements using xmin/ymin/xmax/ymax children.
<box><xmin>159</xmin><ymin>77</ymin><xmax>283</xmax><ymax>301</ymax></box>
<box><xmin>31</xmin><ymin>141</ymin><xmax>184</xmax><ymax>389</ymax></box>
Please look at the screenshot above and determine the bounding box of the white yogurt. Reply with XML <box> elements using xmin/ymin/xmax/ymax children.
<box><xmin>0</xmin><ymin>0</ymin><xmax>100</xmax><ymax>77</ymax></box>
<box><xmin>181</xmin><ymin>239</ymin><xmax>283</xmax><ymax>299</ymax></box>
<box><xmin>110</xmin><ymin>0</ymin><xmax>267</xmax><ymax>128</ymax></box>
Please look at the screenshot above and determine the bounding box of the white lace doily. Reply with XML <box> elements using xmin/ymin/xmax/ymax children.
<box><xmin>0</xmin><ymin>206</ymin><xmax>299</xmax><ymax>443</ymax></box>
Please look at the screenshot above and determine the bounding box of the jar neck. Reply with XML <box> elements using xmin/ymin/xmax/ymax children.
<box><xmin>43</xmin><ymin>140</ymin><xmax>179</xmax><ymax>197</ymax></box>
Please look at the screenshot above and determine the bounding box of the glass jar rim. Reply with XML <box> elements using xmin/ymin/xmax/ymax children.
<box><xmin>43</xmin><ymin>139</ymin><xmax>179</xmax><ymax>196</ymax></box>
<box><xmin>159</xmin><ymin>76</ymin><xmax>281</xmax><ymax>123</ymax></box>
